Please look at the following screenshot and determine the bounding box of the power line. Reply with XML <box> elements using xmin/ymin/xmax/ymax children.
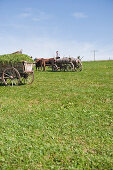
<box><xmin>91</xmin><ymin>50</ymin><xmax>98</xmax><ymax>61</ymax></box>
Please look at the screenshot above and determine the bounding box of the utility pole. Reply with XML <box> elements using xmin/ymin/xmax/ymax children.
<box><xmin>91</xmin><ymin>50</ymin><xmax>98</xmax><ymax>61</ymax></box>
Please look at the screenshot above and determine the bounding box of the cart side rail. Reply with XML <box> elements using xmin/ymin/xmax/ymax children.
<box><xmin>23</xmin><ymin>62</ymin><xmax>34</xmax><ymax>73</ymax></box>
<box><xmin>0</xmin><ymin>61</ymin><xmax>34</xmax><ymax>75</ymax></box>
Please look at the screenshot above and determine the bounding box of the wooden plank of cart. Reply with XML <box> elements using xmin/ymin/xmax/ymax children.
<box><xmin>0</xmin><ymin>61</ymin><xmax>34</xmax><ymax>86</ymax></box>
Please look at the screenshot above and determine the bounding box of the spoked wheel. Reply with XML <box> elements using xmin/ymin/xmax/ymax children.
<box><xmin>66</xmin><ymin>64</ymin><xmax>73</xmax><ymax>72</ymax></box>
<box><xmin>2</xmin><ymin>67</ymin><xmax>21</xmax><ymax>86</ymax></box>
<box><xmin>52</xmin><ymin>65</ymin><xmax>58</xmax><ymax>71</ymax></box>
<box><xmin>75</xmin><ymin>62</ymin><xmax>83</xmax><ymax>72</ymax></box>
<box><xmin>21</xmin><ymin>72</ymin><xmax>34</xmax><ymax>85</ymax></box>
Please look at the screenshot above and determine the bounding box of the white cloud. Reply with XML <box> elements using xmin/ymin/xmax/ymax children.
<box><xmin>32</xmin><ymin>11</ymin><xmax>52</xmax><ymax>22</ymax></box>
<box><xmin>0</xmin><ymin>34</ymin><xmax>112</xmax><ymax>61</ymax></box>
<box><xmin>19</xmin><ymin>10</ymin><xmax>51</xmax><ymax>22</ymax></box>
<box><xmin>73</xmin><ymin>12</ymin><xmax>88</xmax><ymax>19</ymax></box>
<box><xmin>19</xmin><ymin>12</ymin><xmax>31</xmax><ymax>18</ymax></box>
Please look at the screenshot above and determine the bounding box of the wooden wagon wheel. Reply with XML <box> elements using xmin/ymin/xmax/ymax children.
<box><xmin>52</xmin><ymin>64</ymin><xmax>58</xmax><ymax>71</ymax></box>
<box><xmin>2</xmin><ymin>67</ymin><xmax>21</xmax><ymax>86</ymax></box>
<box><xmin>21</xmin><ymin>71</ymin><xmax>34</xmax><ymax>85</ymax></box>
<box><xmin>66</xmin><ymin>64</ymin><xmax>72</xmax><ymax>72</ymax></box>
<box><xmin>74</xmin><ymin>62</ymin><xmax>83</xmax><ymax>72</ymax></box>
<box><xmin>66</xmin><ymin>63</ymin><xmax>74</xmax><ymax>72</ymax></box>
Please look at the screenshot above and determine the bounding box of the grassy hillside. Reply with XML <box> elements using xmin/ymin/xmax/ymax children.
<box><xmin>0</xmin><ymin>60</ymin><xmax>113</xmax><ymax>169</ymax></box>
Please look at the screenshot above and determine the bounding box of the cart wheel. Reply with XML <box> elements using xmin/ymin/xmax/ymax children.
<box><xmin>52</xmin><ymin>64</ymin><xmax>58</xmax><ymax>71</ymax></box>
<box><xmin>2</xmin><ymin>67</ymin><xmax>21</xmax><ymax>86</ymax></box>
<box><xmin>20</xmin><ymin>77</ymin><xmax>26</xmax><ymax>85</ymax></box>
<box><xmin>21</xmin><ymin>72</ymin><xmax>34</xmax><ymax>85</ymax></box>
<box><xmin>66</xmin><ymin>64</ymin><xmax>73</xmax><ymax>72</ymax></box>
<box><xmin>75</xmin><ymin>62</ymin><xmax>83</xmax><ymax>72</ymax></box>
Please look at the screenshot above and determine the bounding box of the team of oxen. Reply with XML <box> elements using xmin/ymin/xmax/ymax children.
<box><xmin>34</xmin><ymin>56</ymin><xmax>82</xmax><ymax>72</ymax></box>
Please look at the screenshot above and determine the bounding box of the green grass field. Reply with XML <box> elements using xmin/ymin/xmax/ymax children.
<box><xmin>0</xmin><ymin>60</ymin><xmax>113</xmax><ymax>169</ymax></box>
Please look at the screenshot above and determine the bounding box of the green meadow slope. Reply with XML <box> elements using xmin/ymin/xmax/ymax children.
<box><xmin>0</xmin><ymin>60</ymin><xmax>113</xmax><ymax>169</ymax></box>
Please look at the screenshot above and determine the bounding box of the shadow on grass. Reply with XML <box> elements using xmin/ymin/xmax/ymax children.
<box><xmin>35</xmin><ymin>70</ymin><xmax>76</xmax><ymax>73</ymax></box>
<box><xmin>0</xmin><ymin>83</ymin><xmax>5</xmax><ymax>86</ymax></box>
<box><xmin>0</xmin><ymin>83</ymin><xmax>27</xmax><ymax>87</ymax></box>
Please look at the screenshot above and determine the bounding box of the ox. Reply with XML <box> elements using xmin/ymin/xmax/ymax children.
<box><xmin>53</xmin><ymin>57</ymin><xmax>74</xmax><ymax>71</ymax></box>
<box><xmin>71</xmin><ymin>58</ymin><xmax>83</xmax><ymax>71</ymax></box>
<box><xmin>34</xmin><ymin>58</ymin><xmax>44</xmax><ymax>71</ymax></box>
<box><xmin>35</xmin><ymin>58</ymin><xmax>56</xmax><ymax>71</ymax></box>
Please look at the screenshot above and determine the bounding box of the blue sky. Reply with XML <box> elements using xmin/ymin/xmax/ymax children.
<box><xmin>0</xmin><ymin>0</ymin><xmax>113</xmax><ymax>60</ymax></box>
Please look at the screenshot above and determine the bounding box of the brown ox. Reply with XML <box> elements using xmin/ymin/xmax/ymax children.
<box><xmin>34</xmin><ymin>58</ymin><xmax>44</xmax><ymax>71</ymax></box>
<box><xmin>35</xmin><ymin>58</ymin><xmax>55</xmax><ymax>71</ymax></box>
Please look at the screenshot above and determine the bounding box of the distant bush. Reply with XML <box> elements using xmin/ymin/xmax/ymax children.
<box><xmin>0</xmin><ymin>54</ymin><xmax>33</xmax><ymax>63</ymax></box>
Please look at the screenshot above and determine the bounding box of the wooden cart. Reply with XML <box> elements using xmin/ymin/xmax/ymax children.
<box><xmin>0</xmin><ymin>61</ymin><xmax>34</xmax><ymax>86</ymax></box>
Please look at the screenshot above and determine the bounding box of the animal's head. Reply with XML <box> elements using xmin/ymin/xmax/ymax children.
<box><xmin>76</xmin><ymin>58</ymin><xmax>81</xmax><ymax>63</ymax></box>
<box><xmin>56</xmin><ymin>56</ymin><xmax>60</xmax><ymax>59</ymax></box>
